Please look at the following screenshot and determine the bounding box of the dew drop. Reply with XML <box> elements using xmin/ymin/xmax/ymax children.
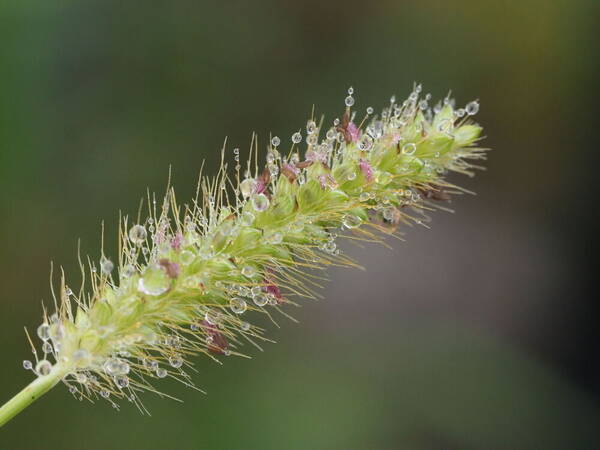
<box><xmin>342</xmin><ymin>214</ymin><xmax>362</xmax><ymax>229</ymax></box>
<box><xmin>122</xmin><ymin>264</ymin><xmax>136</xmax><ymax>278</ymax></box>
<box><xmin>138</xmin><ymin>265</ymin><xmax>171</xmax><ymax>296</ymax></box>
<box><xmin>169</xmin><ymin>355</ymin><xmax>183</xmax><ymax>368</ymax></box>
<box><xmin>156</xmin><ymin>368</ymin><xmax>168</xmax><ymax>378</ymax></box>
<box><xmin>100</xmin><ymin>257</ymin><xmax>114</xmax><ymax>275</ymax></box>
<box><xmin>291</xmin><ymin>132</ymin><xmax>302</xmax><ymax>144</ymax></box>
<box><xmin>73</xmin><ymin>349</ymin><xmax>91</xmax><ymax>365</ymax></box>
<box><xmin>345</xmin><ymin>95</ymin><xmax>355</xmax><ymax>107</ymax></box>
<box><xmin>251</xmin><ymin>193</ymin><xmax>270</xmax><ymax>212</ymax></box>
<box><xmin>265</xmin><ymin>231</ymin><xmax>283</xmax><ymax>245</ymax></box>
<box><xmin>230</xmin><ymin>297</ymin><xmax>247</xmax><ymax>314</ymax></box>
<box><xmin>271</xmin><ymin>136</ymin><xmax>281</xmax><ymax>147</ymax></box>
<box><xmin>401</xmin><ymin>142</ymin><xmax>417</xmax><ymax>155</ymax></box>
<box><xmin>239</xmin><ymin>211</ymin><xmax>255</xmax><ymax>226</ymax></box>
<box><xmin>205</xmin><ymin>309</ymin><xmax>221</xmax><ymax>326</ymax></box>
<box><xmin>114</xmin><ymin>375</ymin><xmax>129</xmax><ymax>389</ymax></box>
<box><xmin>180</xmin><ymin>250</ymin><xmax>195</xmax><ymax>265</ymax></box>
<box><xmin>321</xmin><ymin>241</ymin><xmax>337</xmax><ymax>254</ymax></box>
<box><xmin>366</xmin><ymin>106</ymin><xmax>374</xmax><ymax>114</ymax></box>
<box><xmin>128</xmin><ymin>225</ymin><xmax>147</xmax><ymax>245</ymax></box>
<box><xmin>37</xmin><ymin>323</ymin><xmax>50</xmax><ymax>341</ymax></box>
<box><xmin>23</xmin><ymin>360</ymin><xmax>32</xmax><ymax>370</ymax></box>
<box><xmin>253</xmin><ymin>294</ymin><xmax>269</xmax><ymax>307</ymax></box>
<box><xmin>100</xmin><ymin>389</ymin><xmax>110</xmax><ymax>398</ymax></box>
<box><xmin>42</xmin><ymin>342</ymin><xmax>53</xmax><ymax>353</ymax></box>
<box><xmin>306</xmin><ymin>120</ymin><xmax>317</xmax><ymax>134</ymax></box>
<box><xmin>35</xmin><ymin>359</ymin><xmax>52</xmax><ymax>376</ymax></box>
<box><xmin>358</xmin><ymin>135</ymin><xmax>374</xmax><ymax>151</ymax></box>
<box><xmin>240</xmin><ymin>322</ymin><xmax>251</xmax><ymax>331</ymax></box>
<box><xmin>465</xmin><ymin>100</ymin><xmax>479</xmax><ymax>115</ymax></box>
<box><xmin>240</xmin><ymin>178</ymin><xmax>257</xmax><ymax>198</ymax></box>
<box><xmin>241</xmin><ymin>265</ymin><xmax>256</xmax><ymax>278</ymax></box>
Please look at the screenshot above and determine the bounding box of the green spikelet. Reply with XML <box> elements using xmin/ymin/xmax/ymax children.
<box><xmin>1</xmin><ymin>85</ymin><xmax>486</xmax><ymax>422</ymax></box>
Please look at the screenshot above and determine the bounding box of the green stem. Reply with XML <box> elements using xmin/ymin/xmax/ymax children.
<box><xmin>0</xmin><ymin>365</ymin><xmax>65</xmax><ymax>427</ymax></box>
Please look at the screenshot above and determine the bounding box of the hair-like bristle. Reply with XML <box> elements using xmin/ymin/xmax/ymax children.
<box><xmin>23</xmin><ymin>85</ymin><xmax>486</xmax><ymax>412</ymax></box>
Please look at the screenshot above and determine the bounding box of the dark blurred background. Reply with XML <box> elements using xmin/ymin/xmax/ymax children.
<box><xmin>1</xmin><ymin>1</ymin><xmax>599</xmax><ymax>449</ymax></box>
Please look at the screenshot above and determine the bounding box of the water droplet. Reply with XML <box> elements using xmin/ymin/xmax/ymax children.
<box><xmin>169</xmin><ymin>355</ymin><xmax>183</xmax><ymax>368</ymax></box>
<box><xmin>23</xmin><ymin>360</ymin><xmax>32</xmax><ymax>370</ymax></box>
<box><xmin>358</xmin><ymin>135</ymin><xmax>374</xmax><ymax>151</ymax></box>
<box><xmin>37</xmin><ymin>323</ymin><xmax>50</xmax><ymax>341</ymax></box>
<box><xmin>100</xmin><ymin>257</ymin><xmax>114</xmax><ymax>275</ymax></box>
<box><xmin>114</xmin><ymin>375</ymin><xmax>129</xmax><ymax>389</ymax></box>
<box><xmin>129</xmin><ymin>225</ymin><xmax>147</xmax><ymax>245</ymax></box>
<box><xmin>321</xmin><ymin>241</ymin><xmax>336</xmax><ymax>254</ymax></box>
<box><xmin>104</xmin><ymin>358</ymin><xmax>130</xmax><ymax>376</ymax></box>
<box><xmin>291</xmin><ymin>132</ymin><xmax>302</xmax><ymax>144</ymax></box>
<box><xmin>241</xmin><ymin>265</ymin><xmax>256</xmax><ymax>278</ymax></box>
<box><xmin>75</xmin><ymin>372</ymin><xmax>88</xmax><ymax>383</ymax></box>
<box><xmin>240</xmin><ymin>178</ymin><xmax>257</xmax><ymax>198</ymax></box>
<box><xmin>347</xmin><ymin>171</ymin><xmax>357</xmax><ymax>181</ymax></box>
<box><xmin>239</xmin><ymin>211</ymin><xmax>255</xmax><ymax>226</ymax></box>
<box><xmin>306</xmin><ymin>120</ymin><xmax>317</xmax><ymax>134</ymax></box>
<box><xmin>265</xmin><ymin>231</ymin><xmax>283</xmax><ymax>244</ymax></box>
<box><xmin>205</xmin><ymin>309</ymin><xmax>221</xmax><ymax>326</ymax></box>
<box><xmin>156</xmin><ymin>368</ymin><xmax>168</xmax><ymax>378</ymax></box>
<box><xmin>100</xmin><ymin>389</ymin><xmax>110</xmax><ymax>398</ymax></box>
<box><xmin>35</xmin><ymin>359</ymin><xmax>52</xmax><ymax>376</ymax></box>
<box><xmin>122</xmin><ymin>264</ymin><xmax>136</xmax><ymax>278</ymax></box>
<box><xmin>42</xmin><ymin>342</ymin><xmax>53</xmax><ymax>353</ymax></box>
<box><xmin>180</xmin><ymin>250</ymin><xmax>195</xmax><ymax>265</ymax></box>
<box><xmin>342</xmin><ymin>214</ymin><xmax>362</xmax><ymax>229</ymax></box>
<box><xmin>138</xmin><ymin>264</ymin><xmax>171</xmax><ymax>296</ymax></box>
<box><xmin>437</xmin><ymin>119</ymin><xmax>453</xmax><ymax>133</ymax></box>
<box><xmin>271</xmin><ymin>136</ymin><xmax>281</xmax><ymax>147</ymax></box>
<box><xmin>230</xmin><ymin>297</ymin><xmax>247</xmax><ymax>314</ymax></box>
<box><xmin>251</xmin><ymin>193</ymin><xmax>270</xmax><ymax>212</ymax></box>
<box><xmin>345</xmin><ymin>95</ymin><xmax>355</xmax><ymax>107</ymax></box>
<box><xmin>401</xmin><ymin>143</ymin><xmax>417</xmax><ymax>155</ymax></box>
<box><xmin>465</xmin><ymin>100</ymin><xmax>479</xmax><ymax>115</ymax></box>
<box><xmin>366</xmin><ymin>106</ymin><xmax>374</xmax><ymax>114</ymax></box>
<box><xmin>382</xmin><ymin>207</ymin><xmax>396</xmax><ymax>221</ymax></box>
<box><xmin>240</xmin><ymin>322</ymin><xmax>251</xmax><ymax>331</ymax></box>
<box><xmin>73</xmin><ymin>349</ymin><xmax>90</xmax><ymax>365</ymax></box>
<box><xmin>253</xmin><ymin>294</ymin><xmax>269</xmax><ymax>307</ymax></box>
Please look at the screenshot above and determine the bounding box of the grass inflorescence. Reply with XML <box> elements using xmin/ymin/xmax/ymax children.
<box><xmin>13</xmin><ymin>85</ymin><xmax>486</xmax><ymax>417</ymax></box>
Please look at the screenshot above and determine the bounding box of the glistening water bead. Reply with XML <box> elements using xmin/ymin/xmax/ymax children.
<box><xmin>402</xmin><ymin>142</ymin><xmax>417</xmax><ymax>155</ymax></box>
<box><xmin>466</xmin><ymin>100</ymin><xmax>479</xmax><ymax>115</ymax></box>
<box><xmin>251</xmin><ymin>193</ymin><xmax>270</xmax><ymax>212</ymax></box>
<box><xmin>239</xmin><ymin>178</ymin><xmax>256</xmax><ymax>198</ymax></box>
<box><xmin>230</xmin><ymin>297</ymin><xmax>247</xmax><ymax>314</ymax></box>
<box><xmin>128</xmin><ymin>224</ymin><xmax>147</xmax><ymax>245</ymax></box>
<box><xmin>291</xmin><ymin>132</ymin><xmax>302</xmax><ymax>144</ymax></box>
<box><xmin>100</xmin><ymin>257</ymin><xmax>114</xmax><ymax>275</ymax></box>
<box><xmin>35</xmin><ymin>360</ymin><xmax>52</xmax><ymax>376</ymax></box>
<box><xmin>137</xmin><ymin>265</ymin><xmax>171</xmax><ymax>296</ymax></box>
<box><xmin>37</xmin><ymin>323</ymin><xmax>50</xmax><ymax>341</ymax></box>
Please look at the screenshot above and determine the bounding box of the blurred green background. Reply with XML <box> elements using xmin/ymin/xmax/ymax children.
<box><xmin>1</xmin><ymin>1</ymin><xmax>599</xmax><ymax>449</ymax></box>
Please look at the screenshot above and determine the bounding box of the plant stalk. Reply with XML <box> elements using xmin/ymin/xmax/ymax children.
<box><xmin>0</xmin><ymin>365</ymin><xmax>65</xmax><ymax>427</ymax></box>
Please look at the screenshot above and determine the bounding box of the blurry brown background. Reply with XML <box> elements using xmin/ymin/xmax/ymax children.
<box><xmin>1</xmin><ymin>1</ymin><xmax>599</xmax><ymax>449</ymax></box>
